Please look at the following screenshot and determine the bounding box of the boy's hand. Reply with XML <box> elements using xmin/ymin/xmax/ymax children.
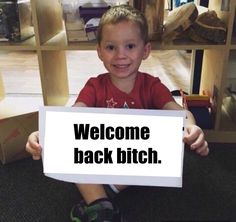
<box><xmin>25</xmin><ymin>131</ymin><xmax>42</xmax><ymax>160</ymax></box>
<box><xmin>183</xmin><ymin>125</ymin><xmax>209</xmax><ymax>156</ymax></box>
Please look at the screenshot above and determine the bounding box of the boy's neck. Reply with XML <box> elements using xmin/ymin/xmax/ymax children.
<box><xmin>109</xmin><ymin>74</ymin><xmax>138</xmax><ymax>94</ymax></box>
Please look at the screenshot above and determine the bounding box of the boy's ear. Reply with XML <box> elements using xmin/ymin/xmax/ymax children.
<box><xmin>97</xmin><ymin>45</ymin><xmax>103</xmax><ymax>61</ymax></box>
<box><xmin>143</xmin><ymin>42</ymin><xmax>151</xmax><ymax>60</ymax></box>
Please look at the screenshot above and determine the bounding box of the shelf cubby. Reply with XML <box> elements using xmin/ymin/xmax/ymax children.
<box><xmin>0</xmin><ymin>0</ymin><xmax>236</xmax><ymax>142</ymax></box>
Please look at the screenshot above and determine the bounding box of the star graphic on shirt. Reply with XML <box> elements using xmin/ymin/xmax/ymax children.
<box><xmin>106</xmin><ymin>97</ymin><xmax>118</xmax><ymax>108</ymax></box>
<box><xmin>123</xmin><ymin>102</ymin><xmax>129</xmax><ymax>108</ymax></box>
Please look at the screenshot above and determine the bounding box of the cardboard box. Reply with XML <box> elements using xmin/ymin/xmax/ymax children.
<box><xmin>0</xmin><ymin>112</ymin><xmax>38</xmax><ymax>164</ymax></box>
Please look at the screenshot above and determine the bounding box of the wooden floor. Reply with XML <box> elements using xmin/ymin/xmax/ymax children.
<box><xmin>0</xmin><ymin>50</ymin><xmax>192</xmax><ymax>96</ymax></box>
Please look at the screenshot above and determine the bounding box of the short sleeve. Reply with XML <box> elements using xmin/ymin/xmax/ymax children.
<box><xmin>151</xmin><ymin>78</ymin><xmax>175</xmax><ymax>108</ymax></box>
<box><xmin>74</xmin><ymin>78</ymin><xmax>96</xmax><ymax>107</ymax></box>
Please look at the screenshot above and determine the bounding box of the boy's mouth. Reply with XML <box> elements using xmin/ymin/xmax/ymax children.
<box><xmin>113</xmin><ymin>64</ymin><xmax>130</xmax><ymax>69</ymax></box>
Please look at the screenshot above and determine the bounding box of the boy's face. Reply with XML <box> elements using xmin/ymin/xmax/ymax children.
<box><xmin>97</xmin><ymin>20</ymin><xmax>151</xmax><ymax>81</ymax></box>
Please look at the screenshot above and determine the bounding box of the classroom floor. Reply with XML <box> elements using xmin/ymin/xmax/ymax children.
<box><xmin>0</xmin><ymin>50</ymin><xmax>192</xmax><ymax>96</ymax></box>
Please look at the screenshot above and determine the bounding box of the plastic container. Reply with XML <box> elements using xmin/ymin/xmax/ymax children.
<box><xmin>0</xmin><ymin>0</ymin><xmax>34</xmax><ymax>42</ymax></box>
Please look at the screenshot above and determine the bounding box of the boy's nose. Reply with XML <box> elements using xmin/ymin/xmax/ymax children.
<box><xmin>115</xmin><ymin>47</ymin><xmax>126</xmax><ymax>58</ymax></box>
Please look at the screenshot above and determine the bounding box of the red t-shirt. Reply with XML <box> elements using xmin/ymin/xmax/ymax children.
<box><xmin>75</xmin><ymin>72</ymin><xmax>174</xmax><ymax>109</ymax></box>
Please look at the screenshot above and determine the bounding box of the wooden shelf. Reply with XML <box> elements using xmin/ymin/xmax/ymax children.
<box><xmin>0</xmin><ymin>95</ymin><xmax>43</xmax><ymax>119</ymax></box>
<box><xmin>1</xmin><ymin>0</ymin><xmax>236</xmax><ymax>142</ymax></box>
<box><xmin>41</xmin><ymin>31</ymin><xmax>97</xmax><ymax>50</ymax></box>
<box><xmin>40</xmin><ymin>31</ymin><xmax>227</xmax><ymax>51</ymax></box>
<box><xmin>230</xmin><ymin>36</ymin><xmax>236</xmax><ymax>49</ymax></box>
<box><xmin>159</xmin><ymin>40</ymin><xmax>226</xmax><ymax>50</ymax></box>
<box><xmin>0</xmin><ymin>37</ymin><xmax>36</xmax><ymax>51</ymax></box>
<box><xmin>220</xmin><ymin>106</ymin><xmax>236</xmax><ymax>131</ymax></box>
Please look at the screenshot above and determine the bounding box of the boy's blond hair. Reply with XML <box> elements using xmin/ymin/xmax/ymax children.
<box><xmin>97</xmin><ymin>4</ymin><xmax>149</xmax><ymax>44</ymax></box>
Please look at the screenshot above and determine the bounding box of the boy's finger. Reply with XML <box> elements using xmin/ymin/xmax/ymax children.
<box><xmin>29</xmin><ymin>133</ymin><xmax>39</xmax><ymax>145</ymax></box>
<box><xmin>197</xmin><ymin>144</ymin><xmax>209</xmax><ymax>156</ymax></box>
<box><xmin>190</xmin><ymin>133</ymin><xmax>205</xmax><ymax>149</ymax></box>
<box><xmin>32</xmin><ymin>155</ymin><xmax>41</xmax><ymax>160</ymax></box>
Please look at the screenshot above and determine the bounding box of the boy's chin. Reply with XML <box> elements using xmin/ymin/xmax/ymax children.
<box><xmin>109</xmin><ymin>72</ymin><xmax>138</xmax><ymax>79</ymax></box>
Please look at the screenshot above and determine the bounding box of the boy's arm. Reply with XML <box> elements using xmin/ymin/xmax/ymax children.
<box><xmin>163</xmin><ymin>101</ymin><xmax>209</xmax><ymax>156</ymax></box>
<box><xmin>26</xmin><ymin>101</ymin><xmax>88</xmax><ymax>160</ymax></box>
<box><xmin>73</xmin><ymin>101</ymin><xmax>88</xmax><ymax>107</ymax></box>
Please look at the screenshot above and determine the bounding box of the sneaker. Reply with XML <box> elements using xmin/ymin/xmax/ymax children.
<box><xmin>70</xmin><ymin>199</ymin><xmax>126</xmax><ymax>222</ymax></box>
<box><xmin>103</xmin><ymin>185</ymin><xmax>118</xmax><ymax>200</ymax></box>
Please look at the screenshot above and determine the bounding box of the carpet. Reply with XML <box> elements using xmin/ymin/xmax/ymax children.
<box><xmin>0</xmin><ymin>143</ymin><xmax>235</xmax><ymax>222</ymax></box>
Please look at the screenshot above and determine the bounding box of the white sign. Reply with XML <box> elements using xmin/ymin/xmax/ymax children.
<box><xmin>39</xmin><ymin>106</ymin><xmax>186</xmax><ymax>187</ymax></box>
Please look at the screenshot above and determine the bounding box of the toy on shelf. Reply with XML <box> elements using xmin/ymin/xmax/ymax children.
<box><xmin>78</xmin><ymin>6</ymin><xmax>110</xmax><ymax>41</ymax></box>
<box><xmin>180</xmin><ymin>90</ymin><xmax>213</xmax><ymax>129</ymax></box>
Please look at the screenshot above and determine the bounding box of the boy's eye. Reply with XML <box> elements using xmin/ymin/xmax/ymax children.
<box><xmin>126</xmin><ymin>44</ymin><xmax>136</xmax><ymax>49</ymax></box>
<box><xmin>106</xmin><ymin>45</ymin><xmax>115</xmax><ymax>50</ymax></box>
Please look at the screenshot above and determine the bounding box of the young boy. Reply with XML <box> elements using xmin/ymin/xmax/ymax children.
<box><xmin>26</xmin><ymin>4</ymin><xmax>209</xmax><ymax>222</ymax></box>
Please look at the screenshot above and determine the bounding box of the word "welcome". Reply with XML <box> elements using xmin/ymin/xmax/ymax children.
<box><xmin>73</xmin><ymin>124</ymin><xmax>150</xmax><ymax>140</ymax></box>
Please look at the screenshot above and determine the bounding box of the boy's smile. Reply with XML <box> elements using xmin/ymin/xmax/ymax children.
<box><xmin>97</xmin><ymin>20</ymin><xmax>151</xmax><ymax>91</ymax></box>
